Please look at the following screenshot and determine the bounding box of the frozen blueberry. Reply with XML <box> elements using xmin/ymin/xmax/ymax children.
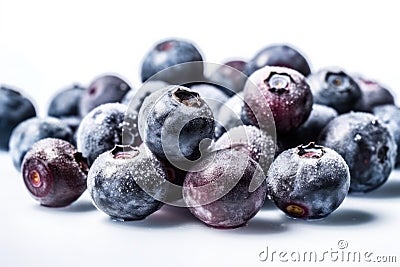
<box><xmin>121</xmin><ymin>80</ymin><xmax>168</xmax><ymax>114</ymax></box>
<box><xmin>244</xmin><ymin>44</ymin><xmax>311</xmax><ymax>77</ymax></box>
<box><xmin>9</xmin><ymin>117</ymin><xmax>73</xmax><ymax>171</ymax></box>
<box><xmin>76</xmin><ymin>103</ymin><xmax>139</xmax><ymax>166</ymax></box>
<box><xmin>48</xmin><ymin>84</ymin><xmax>85</xmax><ymax>118</ymax></box>
<box><xmin>189</xmin><ymin>83</ymin><xmax>229</xmax><ymax>117</ymax></box>
<box><xmin>138</xmin><ymin>85</ymin><xmax>214</xmax><ymax>161</ymax></box>
<box><xmin>319</xmin><ymin>112</ymin><xmax>396</xmax><ymax>193</ymax></box>
<box><xmin>141</xmin><ymin>39</ymin><xmax>204</xmax><ymax>84</ymax></box>
<box><xmin>206</xmin><ymin>60</ymin><xmax>248</xmax><ymax>96</ymax></box>
<box><xmin>214</xmin><ymin>125</ymin><xmax>275</xmax><ymax>173</ymax></box>
<box><xmin>354</xmin><ymin>76</ymin><xmax>395</xmax><ymax>112</ymax></box>
<box><xmin>267</xmin><ymin>143</ymin><xmax>350</xmax><ymax>220</ymax></box>
<box><xmin>279</xmin><ymin>104</ymin><xmax>338</xmax><ymax>149</ymax></box>
<box><xmin>87</xmin><ymin>145</ymin><xmax>167</xmax><ymax>221</ymax></box>
<box><xmin>373</xmin><ymin>105</ymin><xmax>400</xmax><ymax>166</ymax></box>
<box><xmin>80</xmin><ymin>74</ymin><xmax>131</xmax><ymax>116</ymax></box>
<box><xmin>183</xmin><ymin>148</ymin><xmax>267</xmax><ymax>228</ymax></box>
<box><xmin>0</xmin><ymin>85</ymin><xmax>36</xmax><ymax>150</ymax></box>
<box><xmin>308</xmin><ymin>68</ymin><xmax>361</xmax><ymax>114</ymax></box>
<box><xmin>243</xmin><ymin>66</ymin><xmax>313</xmax><ymax>133</ymax></box>
<box><xmin>21</xmin><ymin>138</ymin><xmax>88</xmax><ymax>207</ymax></box>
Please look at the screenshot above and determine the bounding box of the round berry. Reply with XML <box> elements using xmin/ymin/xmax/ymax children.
<box><xmin>0</xmin><ymin>85</ymin><xmax>36</xmax><ymax>150</ymax></box>
<box><xmin>21</xmin><ymin>138</ymin><xmax>88</xmax><ymax>207</ymax></box>
<box><xmin>48</xmin><ymin>83</ymin><xmax>85</xmax><ymax>118</ymax></box>
<box><xmin>267</xmin><ymin>143</ymin><xmax>350</xmax><ymax>220</ymax></box>
<box><xmin>87</xmin><ymin>145</ymin><xmax>167</xmax><ymax>221</ymax></box>
<box><xmin>183</xmin><ymin>149</ymin><xmax>267</xmax><ymax>228</ymax></box>
<box><xmin>243</xmin><ymin>66</ymin><xmax>313</xmax><ymax>133</ymax></box>
<box><xmin>138</xmin><ymin>85</ymin><xmax>214</xmax><ymax>162</ymax></box>
<box><xmin>80</xmin><ymin>74</ymin><xmax>131</xmax><ymax>116</ymax></box>
<box><xmin>319</xmin><ymin>112</ymin><xmax>396</xmax><ymax>193</ymax></box>
<box><xmin>76</xmin><ymin>103</ymin><xmax>139</xmax><ymax>166</ymax></box>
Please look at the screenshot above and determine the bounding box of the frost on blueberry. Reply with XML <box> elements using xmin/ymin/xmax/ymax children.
<box><xmin>87</xmin><ymin>145</ymin><xmax>167</xmax><ymax>221</ymax></box>
<box><xmin>214</xmin><ymin>125</ymin><xmax>275</xmax><ymax>176</ymax></box>
<box><xmin>138</xmin><ymin>85</ymin><xmax>214</xmax><ymax>164</ymax></box>
<box><xmin>373</xmin><ymin>105</ymin><xmax>400</xmax><ymax>166</ymax></box>
<box><xmin>267</xmin><ymin>143</ymin><xmax>350</xmax><ymax>220</ymax></box>
<box><xmin>183</xmin><ymin>149</ymin><xmax>267</xmax><ymax>228</ymax></box>
<box><xmin>319</xmin><ymin>112</ymin><xmax>396</xmax><ymax>193</ymax></box>
<box><xmin>77</xmin><ymin>103</ymin><xmax>139</xmax><ymax>166</ymax></box>
<box><xmin>189</xmin><ymin>83</ymin><xmax>229</xmax><ymax>117</ymax></box>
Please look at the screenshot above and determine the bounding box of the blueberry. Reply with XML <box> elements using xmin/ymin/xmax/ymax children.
<box><xmin>189</xmin><ymin>83</ymin><xmax>229</xmax><ymax>117</ymax></box>
<box><xmin>48</xmin><ymin>84</ymin><xmax>85</xmax><ymax>118</ymax></box>
<box><xmin>21</xmin><ymin>138</ymin><xmax>88</xmax><ymax>207</ymax></box>
<box><xmin>373</xmin><ymin>105</ymin><xmax>400</xmax><ymax>166</ymax></box>
<box><xmin>244</xmin><ymin>44</ymin><xmax>311</xmax><ymax>77</ymax></box>
<box><xmin>354</xmin><ymin>76</ymin><xmax>395</xmax><ymax>112</ymax></box>
<box><xmin>87</xmin><ymin>145</ymin><xmax>167</xmax><ymax>221</ymax></box>
<box><xmin>243</xmin><ymin>66</ymin><xmax>313</xmax><ymax>133</ymax></box>
<box><xmin>0</xmin><ymin>85</ymin><xmax>36</xmax><ymax>150</ymax></box>
<box><xmin>319</xmin><ymin>112</ymin><xmax>396</xmax><ymax>193</ymax></box>
<box><xmin>76</xmin><ymin>103</ymin><xmax>139</xmax><ymax>166</ymax></box>
<box><xmin>307</xmin><ymin>68</ymin><xmax>361</xmax><ymax>114</ymax></box>
<box><xmin>121</xmin><ymin>80</ymin><xmax>168</xmax><ymax>113</ymax></box>
<box><xmin>183</xmin><ymin>148</ymin><xmax>267</xmax><ymax>228</ymax></box>
<box><xmin>79</xmin><ymin>74</ymin><xmax>131</xmax><ymax>116</ymax></box>
<box><xmin>138</xmin><ymin>85</ymin><xmax>214</xmax><ymax>161</ymax></box>
<box><xmin>140</xmin><ymin>39</ymin><xmax>204</xmax><ymax>84</ymax></box>
<box><xmin>206</xmin><ymin>60</ymin><xmax>248</xmax><ymax>96</ymax></box>
<box><xmin>214</xmin><ymin>125</ymin><xmax>276</xmax><ymax>173</ymax></box>
<box><xmin>279</xmin><ymin>104</ymin><xmax>338</xmax><ymax>150</ymax></box>
<box><xmin>9</xmin><ymin>117</ymin><xmax>73</xmax><ymax>171</ymax></box>
<box><xmin>267</xmin><ymin>143</ymin><xmax>350</xmax><ymax>220</ymax></box>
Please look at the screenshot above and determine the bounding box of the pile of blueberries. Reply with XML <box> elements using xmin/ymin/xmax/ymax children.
<box><xmin>1</xmin><ymin>38</ymin><xmax>399</xmax><ymax>229</ymax></box>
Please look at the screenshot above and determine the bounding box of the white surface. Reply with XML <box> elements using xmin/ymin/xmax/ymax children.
<box><xmin>1</xmin><ymin>0</ymin><xmax>400</xmax><ymax>266</ymax></box>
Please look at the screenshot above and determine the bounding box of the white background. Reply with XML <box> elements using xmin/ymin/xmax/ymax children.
<box><xmin>1</xmin><ymin>0</ymin><xmax>400</xmax><ymax>266</ymax></box>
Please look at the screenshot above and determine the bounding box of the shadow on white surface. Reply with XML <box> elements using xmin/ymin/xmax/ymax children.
<box><xmin>283</xmin><ymin>208</ymin><xmax>376</xmax><ymax>227</ymax></box>
<box><xmin>103</xmin><ymin>205</ymin><xmax>197</xmax><ymax>228</ymax></box>
<box><xmin>232</xmin><ymin>217</ymin><xmax>288</xmax><ymax>235</ymax></box>
<box><xmin>351</xmin><ymin>179</ymin><xmax>400</xmax><ymax>199</ymax></box>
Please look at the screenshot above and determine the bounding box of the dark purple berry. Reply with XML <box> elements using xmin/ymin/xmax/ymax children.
<box><xmin>140</xmin><ymin>39</ymin><xmax>204</xmax><ymax>84</ymax></box>
<box><xmin>79</xmin><ymin>74</ymin><xmax>131</xmax><ymax>116</ymax></box>
<box><xmin>138</xmin><ymin>85</ymin><xmax>214</xmax><ymax>161</ymax></box>
<box><xmin>243</xmin><ymin>66</ymin><xmax>313</xmax><ymax>133</ymax></box>
<box><xmin>267</xmin><ymin>143</ymin><xmax>350</xmax><ymax>220</ymax></box>
<box><xmin>76</xmin><ymin>103</ymin><xmax>139</xmax><ymax>166</ymax></box>
<box><xmin>21</xmin><ymin>138</ymin><xmax>88</xmax><ymax>207</ymax></box>
<box><xmin>9</xmin><ymin>117</ymin><xmax>73</xmax><ymax>170</ymax></box>
<box><xmin>354</xmin><ymin>76</ymin><xmax>395</xmax><ymax>112</ymax></box>
<box><xmin>183</xmin><ymin>149</ymin><xmax>267</xmax><ymax>228</ymax></box>
<box><xmin>308</xmin><ymin>68</ymin><xmax>361</xmax><ymax>114</ymax></box>
<box><xmin>87</xmin><ymin>145</ymin><xmax>167</xmax><ymax>221</ymax></box>
<box><xmin>244</xmin><ymin>44</ymin><xmax>311</xmax><ymax>77</ymax></box>
<box><xmin>48</xmin><ymin>84</ymin><xmax>85</xmax><ymax>118</ymax></box>
<box><xmin>319</xmin><ymin>112</ymin><xmax>396</xmax><ymax>193</ymax></box>
<box><xmin>0</xmin><ymin>85</ymin><xmax>36</xmax><ymax>150</ymax></box>
<box><xmin>373</xmin><ymin>105</ymin><xmax>400</xmax><ymax>166</ymax></box>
